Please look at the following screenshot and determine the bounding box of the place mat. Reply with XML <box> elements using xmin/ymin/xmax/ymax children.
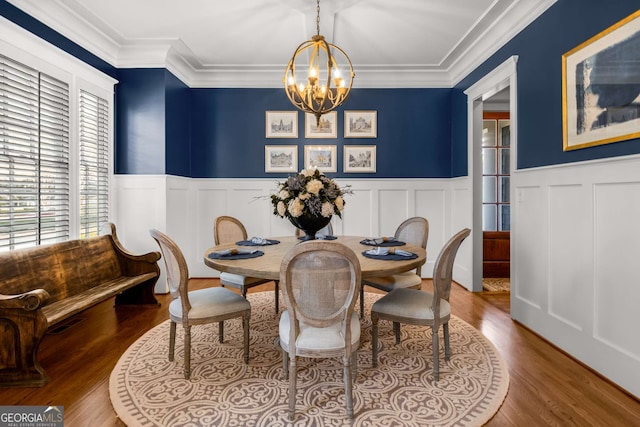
<box><xmin>362</xmin><ymin>250</ymin><xmax>418</xmax><ymax>260</ymax></box>
<box><xmin>236</xmin><ymin>239</ymin><xmax>280</xmax><ymax>246</ymax></box>
<box><xmin>360</xmin><ymin>238</ymin><xmax>405</xmax><ymax>247</ymax></box>
<box><xmin>297</xmin><ymin>235</ymin><xmax>338</xmax><ymax>241</ymax></box>
<box><xmin>208</xmin><ymin>250</ymin><xmax>264</xmax><ymax>260</ymax></box>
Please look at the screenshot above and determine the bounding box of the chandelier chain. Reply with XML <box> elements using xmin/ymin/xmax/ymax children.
<box><xmin>316</xmin><ymin>0</ymin><xmax>321</xmax><ymax>36</ymax></box>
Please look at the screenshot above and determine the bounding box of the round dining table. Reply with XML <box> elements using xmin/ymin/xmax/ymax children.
<box><xmin>203</xmin><ymin>235</ymin><xmax>426</xmax><ymax>281</ymax></box>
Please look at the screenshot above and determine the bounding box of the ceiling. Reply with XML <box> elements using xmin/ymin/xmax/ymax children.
<box><xmin>7</xmin><ymin>0</ymin><xmax>555</xmax><ymax>88</ymax></box>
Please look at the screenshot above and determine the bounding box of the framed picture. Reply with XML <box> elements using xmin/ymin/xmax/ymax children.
<box><xmin>304</xmin><ymin>145</ymin><xmax>337</xmax><ymax>172</ymax></box>
<box><xmin>265</xmin><ymin>145</ymin><xmax>298</xmax><ymax>173</ymax></box>
<box><xmin>305</xmin><ymin>112</ymin><xmax>337</xmax><ymax>138</ymax></box>
<box><xmin>562</xmin><ymin>10</ymin><xmax>640</xmax><ymax>151</ymax></box>
<box><xmin>344</xmin><ymin>110</ymin><xmax>377</xmax><ymax>138</ymax></box>
<box><xmin>265</xmin><ymin>111</ymin><xmax>298</xmax><ymax>138</ymax></box>
<box><xmin>344</xmin><ymin>145</ymin><xmax>376</xmax><ymax>173</ymax></box>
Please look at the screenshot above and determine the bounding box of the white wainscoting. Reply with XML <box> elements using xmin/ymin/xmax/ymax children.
<box><xmin>512</xmin><ymin>154</ymin><xmax>640</xmax><ymax>399</ymax></box>
<box><xmin>113</xmin><ymin>175</ymin><xmax>473</xmax><ymax>289</ymax></box>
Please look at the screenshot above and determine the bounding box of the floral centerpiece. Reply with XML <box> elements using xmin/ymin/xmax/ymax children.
<box><xmin>271</xmin><ymin>168</ymin><xmax>351</xmax><ymax>239</ymax></box>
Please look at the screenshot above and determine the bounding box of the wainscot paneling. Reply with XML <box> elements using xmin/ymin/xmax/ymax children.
<box><xmin>512</xmin><ymin>155</ymin><xmax>640</xmax><ymax>399</ymax></box>
<box><xmin>113</xmin><ymin>176</ymin><xmax>471</xmax><ymax>288</ymax></box>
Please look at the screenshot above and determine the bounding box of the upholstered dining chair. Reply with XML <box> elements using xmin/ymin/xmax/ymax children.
<box><xmin>371</xmin><ymin>228</ymin><xmax>470</xmax><ymax>383</ymax></box>
<box><xmin>214</xmin><ymin>215</ymin><xmax>279</xmax><ymax>312</ymax></box>
<box><xmin>150</xmin><ymin>229</ymin><xmax>251</xmax><ymax>379</ymax></box>
<box><xmin>360</xmin><ymin>216</ymin><xmax>429</xmax><ymax>337</ymax></box>
<box><xmin>278</xmin><ymin>240</ymin><xmax>362</xmax><ymax>421</ymax></box>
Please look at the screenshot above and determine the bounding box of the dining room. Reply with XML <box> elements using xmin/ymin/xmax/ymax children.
<box><xmin>1</xmin><ymin>0</ymin><xmax>640</xmax><ymax>424</ymax></box>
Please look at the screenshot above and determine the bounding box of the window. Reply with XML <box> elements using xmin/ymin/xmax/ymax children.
<box><xmin>79</xmin><ymin>90</ymin><xmax>109</xmax><ymax>238</ymax></box>
<box><xmin>0</xmin><ymin>49</ymin><xmax>112</xmax><ymax>251</ymax></box>
<box><xmin>0</xmin><ymin>54</ymin><xmax>70</xmax><ymax>250</ymax></box>
<box><xmin>482</xmin><ymin>114</ymin><xmax>510</xmax><ymax>231</ymax></box>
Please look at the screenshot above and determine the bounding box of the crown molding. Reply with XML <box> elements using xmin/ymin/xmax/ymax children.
<box><xmin>6</xmin><ymin>0</ymin><xmax>557</xmax><ymax>89</ymax></box>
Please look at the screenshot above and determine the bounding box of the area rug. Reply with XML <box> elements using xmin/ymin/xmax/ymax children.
<box><xmin>482</xmin><ymin>277</ymin><xmax>510</xmax><ymax>292</ymax></box>
<box><xmin>110</xmin><ymin>292</ymin><xmax>509</xmax><ymax>426</ymax></box>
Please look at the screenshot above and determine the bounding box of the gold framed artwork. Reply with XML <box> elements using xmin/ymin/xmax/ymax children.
<box><xmin>344</xmin><ymin>145</ymin><xmax>376</xmax><ymax>173</ymax></box>
<box><xmin>265</xmin><ymin>145</ymin><xmax>298</xmax><ymax>173</ymax></box>
<box><xmin>305</xmin><ymin>112</ymin><xmax>337</xmax><ymax>138</ymax></box>
<box><xmin>265</xmin><ymin>111</ymin><xmax>298</xmax><ymax>138</ymax></box>
<box><xmin>304</xmin><ymin>145</ymin><xmax>337</xmax><ymax>172</ymax></box>
<box><xmin>562</xmin><ymin>10</ymin><xmax>640</xmax><ymax>151</ymax></box>
<box><xmin>344</xmin><ymin>110</ymin><xmax>377</xmax><ymax>138</ymax></box>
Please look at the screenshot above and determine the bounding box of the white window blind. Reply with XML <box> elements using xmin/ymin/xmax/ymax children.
<box><xmin>0</xmin><ymin>54</ymin><xmax>70</xmax><ymax>251</ymax></box>
<box><xmin>79</xmin><ymin>90</ymin><xmax>109</xmax><ymax>239</ymax></box>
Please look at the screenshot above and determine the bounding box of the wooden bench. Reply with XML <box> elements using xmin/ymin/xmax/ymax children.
<box><xmin>0</xmin><ymin>223</ymin><xmax>161</xmax><ymax>387</ymax></box>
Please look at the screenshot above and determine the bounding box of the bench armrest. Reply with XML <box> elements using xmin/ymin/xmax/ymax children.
<box><xmin>105</xmin><ymin>223</ymin><xmax>161</xmax><ymax>276</ymax></box>
<box><xmin>0</xmin><ymin>289</ymin><xmax>50</xmax><ymax>311</ymax></box>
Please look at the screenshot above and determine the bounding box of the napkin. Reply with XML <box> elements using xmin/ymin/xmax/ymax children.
<box><xmin>365</xmin><ymin>247</ymin><xmax>414</xmax><ymax>257</ymax></box>
<box><xmin>362</xmin><ymin>236</ymin><xmax>397</xmax><ymax>245</ymax></box>
<box><xmin>250</xmin><ymin>236</ymin><xmax>268</xmax><ymax>244</ymax></box>
<box><xmin>213</xmin><ymin>248</ymin><xmax>259</xmax><ymax>257</ymax></box>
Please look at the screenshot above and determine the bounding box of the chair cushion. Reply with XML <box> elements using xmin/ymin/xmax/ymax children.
<box><xmin>220</xmin><ymin>272</ymin><xmax>268</xmax><ymax>287</ymax></box>
<box><xmin>371</xmin><ymin>288</ymin><xmax>450</xmax><ymax>321</ymax></box>
<box><xmin>169</xmin><ymin>287</ymin><xmax>250</xmax><ymax>319</ymax></box>
<box><xmin>364</xmin><ymin>271</ymin><xmax>422</xmax><ymax>290</ymax></box>
<box><xmin>279</xmin><ymin>311</ymin><xmax>361</xmax><ymax>352</ymax></box>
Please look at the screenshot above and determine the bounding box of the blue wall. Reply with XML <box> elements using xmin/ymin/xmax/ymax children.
<box><xmin>452</xmin><ymin>0</ymin><xmax>640</xmax><ymax>173</ymax></box>
<box><xmin>165</xmin><ymin>71</ymin><xmax>191</xmax><ymax>176</ymax></box>
<box><xmin>114</xmin><ymin>69</ymin><xmax>166</xmax><ymax>175</ymax></box>
<box><xmin>190</xmin><ymin>88</ymin><xmax>452</xmax><ymax>178</ymax></box>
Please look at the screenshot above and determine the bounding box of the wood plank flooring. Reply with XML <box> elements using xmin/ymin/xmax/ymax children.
<box><xmin>0</xmin><ymin>279</ymin><xmax>638</xmax><ymax>426</ymax></box>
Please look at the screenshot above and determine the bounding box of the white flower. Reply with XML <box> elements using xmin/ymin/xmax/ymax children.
<box><xmin>306</xmin><ymin>179</ymin><xmax>323</xmax><ymax>195</ymax></box>
<box><xmin>335</xmin><ymin>196</ymin><xmax>344</xmax><ymax>211</ymax></box>
<box><xmin>299</xmin><ymin>192</ymin><xmax>311</xmax><ymax>200</ymax></box>
<box><xmin>301</xmin><ymin>168</ymin><xmax>317</xmax><ymax>177</ymax></box>
<box><xmin>288</xmin><ymin>198</ymin><xmax>304</xmax><ymax>217</ymax></box>
<box><xmin>278</xmin><ymin>189</ymin><xmax>290</xmax><ymax>199</ymax></box>
<box><xmin>277</xmin><ymin>201</ymin><xmax>286</xmax><ymax>217</ymax></box>
<box><xmin>321</xmin><ymin>201</ymin><xmax>335</xmax><ymax>217</ymax></box>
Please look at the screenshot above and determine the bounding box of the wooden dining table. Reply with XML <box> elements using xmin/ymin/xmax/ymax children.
<box><xmin>203</xmin><ymin>235</ymin><xmax>426</xmax><ymax>281</ymax></box>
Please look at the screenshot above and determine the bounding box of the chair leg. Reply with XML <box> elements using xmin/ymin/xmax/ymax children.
<box><xmin>169</xmin><ymin>321</ymin><xmax>177</xmax><ymax>361</ymax></box>
<box><xmin>343</xmin><ymin>353</ymin><xmax>354</xmax><ymax>419</ymax></box>
<box><xmin>288</xmin><ymin>355</ymin><xmax>297</xmax><ymax>421</ymax></box>
<box><xmin>352</xmin><ymin>350</ymin><xmax>358</xmax><ymax>380</ymax></box>
<box><xmin>393</xmin><ymin>322</ymin><xmax>401</xmax><ymax>344</ymax></box>
<box><xmin>282</xmin><ymin>348</ymin><xmax>289</xmax><ymax>380</ymax></box>
<box><xmin>274</xmin><ymin>280</ymin><xmax>280</xmax><ymax>313</ymax></box>
<box><xmin>360</xmin><ymin>285</ymin><xmax>365</xmax><ymax>319</ymax></box>
<box><xmin>371</xmin><ymin>314</ymin><xmax>379</xmax><ymax>368</ymax></box>
<box><xmin>184</xmin><ymin>324</ymin><xmax>192</xmax><ymax>380</ymax></box>
<box><xmin>219</xmin><ymin>321</ymin><xmax>224</xmax><ymax>343</ymax></box>
<box><xmin>443</xmin><ymin>322</ymin><xmax>451</xmax><ymax>361</ymax></box>
<box><xmin>432</xmin><ymin>325</ymin><xmax>439</xmax><ymax>383</ymax></box>
<box><xmin>243</xmin><ymin>312</ymin><xmax>250</xmax><ymax>365</ymax></box>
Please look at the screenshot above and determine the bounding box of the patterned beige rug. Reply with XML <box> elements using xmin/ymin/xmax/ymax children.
<box><xmin>110</xmin><ymin>292</ymin><xmax>509</xmax><ymax>426</ymax></box>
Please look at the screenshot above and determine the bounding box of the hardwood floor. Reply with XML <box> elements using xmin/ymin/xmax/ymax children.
<box><xmin>1</xmin><ymin>279</ymin><xmax>638</xmax><ymax>426</ymax></box>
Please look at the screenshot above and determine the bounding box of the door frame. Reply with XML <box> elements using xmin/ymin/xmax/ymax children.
<box><xmin>464</xmin><ymin>56</ymin><xmax>518</xmax><ymax>292</ymax></box>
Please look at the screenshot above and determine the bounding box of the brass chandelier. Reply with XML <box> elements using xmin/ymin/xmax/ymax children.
<box><xmin>283</xmin><ymin>0</ymin><xmax>355</xmax><ymax>126</ymax></box>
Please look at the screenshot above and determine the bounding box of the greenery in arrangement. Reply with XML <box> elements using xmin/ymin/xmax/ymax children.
<box><xmin>271</xmin><ymin>169</ymin><xmax>351</xmax><ymax>220</ymax></box>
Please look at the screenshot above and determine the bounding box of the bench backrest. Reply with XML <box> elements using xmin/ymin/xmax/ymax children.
<box><xmin>0</xmin><ymin>235</ymin><xmax>123</xmax><ymax>303</ymax></box>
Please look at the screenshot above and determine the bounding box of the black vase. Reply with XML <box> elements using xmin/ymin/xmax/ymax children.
<box><xmin>289</xmin><ymin>214</ymin><xmax>331</xmax><ymax>241</ymax></box>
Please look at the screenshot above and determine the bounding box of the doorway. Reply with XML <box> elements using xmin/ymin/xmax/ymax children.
<box><xmin>464</xmin><ymin>55</ymin><xmax>518</xmax><ymax>295</ymax></box>
<box><xmin>481</xmin><ymin>108</ymin><xmax>510</xmax><ymax>292</ymax></box>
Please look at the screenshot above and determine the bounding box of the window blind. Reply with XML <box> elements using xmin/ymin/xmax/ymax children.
<box><xmin>0</xmin><ymin>54</ymin><xmax>70</xmax><ymax>250</ymax></box>
<box><xmin>79</xmin><ymin>90</ymin><xmax>109</xmax><ymax>238</ymax></box>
